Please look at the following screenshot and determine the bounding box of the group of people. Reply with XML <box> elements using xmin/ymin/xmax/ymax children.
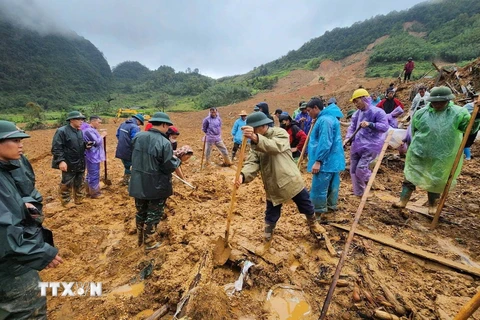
<box><xmin>1</xmin><ymin>79</ymin><xmax>475</xmax><ymax>317</ymax></box>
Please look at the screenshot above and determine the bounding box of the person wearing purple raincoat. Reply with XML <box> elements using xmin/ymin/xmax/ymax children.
<box><xmin>345</xmin><ymin>89</ymin><xmax>389</xmax><ymax>196</ymax></box>
<box><xmin>81</xmin><ymin>116</ymin><xmax>107</xmax><ymax>198</ymax></box>
<box><xmin>202</xmin><ymin>108</ymin><xmax>232</xmax><ymax>166</ymax></box>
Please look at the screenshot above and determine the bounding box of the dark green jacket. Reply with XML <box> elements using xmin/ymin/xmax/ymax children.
<box><xmin>51</xmin><ymin>124</ymin><xmax>86</xmax><ymax>172</ymax></box>
<box><xmin>129</xmin><ymin>129</ymin><xmax>181</xmax><ymax>200</ymax></box>
<box><xmin>11</xmin><ymin>155</ymin><xmax>43</xmax><ymax>211</ymax></box>
<box><xmin>0</xmin><ymin>161</ymin><xmax>57</xmax><ymax>277</ymax></box>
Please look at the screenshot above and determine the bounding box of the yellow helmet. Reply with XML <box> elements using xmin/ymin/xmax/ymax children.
<box><xmin>350</xmin><ymin>88</ymin><xmax>370</xmax><ymax>102</ymax></box>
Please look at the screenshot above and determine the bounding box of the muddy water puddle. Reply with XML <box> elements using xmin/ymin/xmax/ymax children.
<box><xmin>110</xmin><ymin>281</ymin><xmax>145</xmax><ymax>297</ymax></box>
<box><xmin>265</xmin><ymin>287</ymin><xmax>312</xmax><ymax>320</ymax></box>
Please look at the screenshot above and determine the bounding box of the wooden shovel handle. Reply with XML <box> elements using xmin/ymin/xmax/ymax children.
<box><xmin>103</xmin><ymin>136</ymin><xmax>108</xmax><ymax>179</ymax></box>
<box><xmin>200</xmin><ymin>137</ymin><xmax>207</xmax><ymax>170</ymax></box>
<box><xmin>224</xmin><ymin>136</ymin><xmax>248</xmax><ymax>242</ymax></box>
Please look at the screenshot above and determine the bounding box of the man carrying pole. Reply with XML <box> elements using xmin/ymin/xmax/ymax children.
<box><xmin>393</xmin><ymin>87</ymin><xmax>470</xmax><ymax>214</ymax></box>
<box><xmin>345</xmin><ymin>89</ymin><xmax>389</xmax><ymax>197</ymax></box>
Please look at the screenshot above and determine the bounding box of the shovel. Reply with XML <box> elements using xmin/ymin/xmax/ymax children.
<box><xmin>103</xmin><ymin>136</ymin><xmax>112</xmax><ymax>185</ymax></box>
<box><xmin>200</xmin><ymin>137</ymin><xmax>206</xmax><ymax>170</ymax></box>
<box><xmin>213</xmin><ymin>136</ymin><xmax>248</xmax><ymax>265</ymax></box>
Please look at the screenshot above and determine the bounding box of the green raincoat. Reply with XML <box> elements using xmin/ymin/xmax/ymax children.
<box><xmin>404</xmin><ymin>101</ymin><xmax>470</xmax><ymax>193</ymax></box>
<box><xmin>241</xmin><ymin>127</ymin><xmax>304</xmax><ymax>206</ymax></box>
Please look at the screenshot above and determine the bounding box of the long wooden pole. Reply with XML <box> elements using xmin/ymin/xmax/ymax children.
<box><xmin>453</xmin><ymin>290</ymin><xmax>480</xmax><ymax>320</ymax></box>
<box><xmin>200</xmin><ymin>137</ymin><xmax>207</xmax><ymax>170</ymax></box>
<box><xmin>431</xmin><ymin>97</ymin><xmax>479</xmax><ymax>229</ymax></box>
<box><xmin>297</xmin><ymin>119</ymin><xmax>316</xmax><ymax>169</ymax></box>
<box><xmin>224</xmin><ymin>137</ymin><xmax>248</xmax><ymax>243</ymax></box>
<box><xmin>319</xmin><ymin>130</ymin><xmax>393</xmax><ymax>320</ymax></box>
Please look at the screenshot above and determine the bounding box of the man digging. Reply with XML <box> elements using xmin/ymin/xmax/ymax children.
<box><xmin>393</xmin><ymin>86</ymin><xmax>471</xmax><ymax>214</ymax></box>
<box><xmin>233</xmin><ymin>112</ymin><xmax>326</xmax><ymax>251</ymax></box>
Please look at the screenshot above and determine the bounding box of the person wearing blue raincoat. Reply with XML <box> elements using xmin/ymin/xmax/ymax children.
<box><xmin>393</xmin><ymin>87</ymin><xmax>470</xmax><ymax>214</ymax></box>
<box><xmin>346</xmin><ymin>89</ymin><xmax>389</xmax><ymax>196</ymax></box>
<box><xmin>305</xmin><ymin>98</ymin><xmax>345</xmax><ymax>217</ymax></box>
<box><xmin>231</xmin><ymin>110</ymin><xmax>248</xmax><ymax>159</ymax></box>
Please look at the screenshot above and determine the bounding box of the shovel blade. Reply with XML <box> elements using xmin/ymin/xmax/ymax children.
<box><xmin>213</xmin><ymin>236</ymin><xmax>231</xmax><ymax>266</ymax></box>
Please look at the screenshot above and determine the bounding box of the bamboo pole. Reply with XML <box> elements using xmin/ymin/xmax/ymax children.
<box><xmin>319</xmin><ymin>130</ymin><xmax>393</xmax><ymax>320</ymax></box>
<box><xmin>431</xmin><ymin>96</ymin><xmax>479</xmax><ymax>229</ymax></box>
<box><xmin>453</xmin><ymin>290</ymin><xmax>480</xmax><ymax>320</ymax></box>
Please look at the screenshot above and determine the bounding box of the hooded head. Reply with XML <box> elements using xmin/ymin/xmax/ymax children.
<box><xmin>256</xmin><ymin>102</ymin><xmax>270</xmax><ymax>115</ymax></box>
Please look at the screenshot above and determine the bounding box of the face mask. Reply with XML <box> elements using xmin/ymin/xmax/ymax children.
<box><xmin>170</xmin><ymin>138</ymin><xmax>177</xmax><ymax>143</ymax></box>
<box><xmin>280</xmin><ymin>123</ymin><xmax>287</xmax><ymax>129</ymax></box>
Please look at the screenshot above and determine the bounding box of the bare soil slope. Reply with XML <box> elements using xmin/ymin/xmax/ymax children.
<box><xmin>23</xmin><ymin>48</ymin><xmax>480</xmax><ymax>320</ymax></box>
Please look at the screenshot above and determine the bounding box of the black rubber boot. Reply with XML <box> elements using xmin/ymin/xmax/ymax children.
<box><xmin>137</xmin><ymin>222</ymin><xmax>144</xmax><ymax>247</ymax></box>
<box><xmin>392</xmin><ymin>185</ymin><xmax>414</xmax><ymax>208</ymax></box>
<box><xmin>427</xmin><ymin>192</ymin><xmax>440</xmax><ymax>215</ymax></box>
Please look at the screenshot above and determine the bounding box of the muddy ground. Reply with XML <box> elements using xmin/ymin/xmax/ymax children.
<box><xmin>22</xmin><ymin>55</ymin><xmax>480</xmax><ymax>319</ymax></box>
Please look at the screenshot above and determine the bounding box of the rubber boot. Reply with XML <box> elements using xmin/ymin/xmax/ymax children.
<box><xmin>427</xmin><ymin>192</ymin><xmax>440</xmax><ymax>215</ymax></box>
<box><xmin>464</xmin><ymin>147</ymin><xmax>472</xmax><ymax>160</ymax></box>
<box><xmin>306</xmin><ymin>214</ymin><xmax>326</xmax><ymax>235</ymax></box>
<box><xmin>144</xmin><ymin>223</ymin><xmax>160</xmax><ymax>250</ymax></box>
<box><xmin>121</xmin><ymin>173</ymin><xmax>131</xmax><ymax>186</ymax></box>
<box><xmin>137</xmin><ymin>222</ymin><xmax>144</xmax><ymax>247</ymax></box>
<box><xmin>392</xmin><ymin>185</ymin><xmax>414</xmax><ymax>208</ymax></box>
<box><xmin>222</xmin><ymin>155</ymin><xmax>232</xmax><ymax>167</ymax></box>
<box><xmin>231</xmin><ymin>152</ymin><xmax>236</xmax><ymax>161</ymax></box>
<box><xmin>264</xmin><ymin>223</ymin><xmax>275</xmax><ymax>242</ymax></box>
<box><xmin>59</xmin><ymin>184</ymin><xmax>72</xmax><ymax>207</ymax></box>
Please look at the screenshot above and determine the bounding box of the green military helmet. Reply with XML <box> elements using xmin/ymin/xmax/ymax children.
<box><xmin>132</xmin><ymin>114</ymin><xmax>145</xmax><ymax>125</ymax></box>
<box><xmin>0</xmin><ymin>120</ymin><xmax>30</xmax><ymax>140</ymax></box>
<box><xmin>427</xmin><ymin>86</ymin><xmax>455</xmax><ymax>102</ymax></box>
<box><xmin>346</xmin><ymin>109</ymin><xmax>356</xmax><ymax>119</ymax></box>
<box><xmin>149</xmin><ymin>112</ymin><xmax>173</xmax><ymax>125</ymax></box>
<box><xmin>66</xmin><ymin>111</ymin><xmax>86</xmax><ymax>121</ymax></box>
<box><xmin>300</xmin><ymin>102</ymin><xmax>307</xmax><ymax>109</ymax></box>
<box><xmin>246</xmin><ymin>112</ymin><xmax>273</xmax><ymax>128</ymax></box>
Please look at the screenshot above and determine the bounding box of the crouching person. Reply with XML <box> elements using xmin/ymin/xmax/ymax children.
<box><xmin>129</xmin><ymin>112</ymin><xmax>180</xmax><ymax>250</ymax></box>
<box><xmin>233</xmin><ymin>112</ymin><xmax>326</xmax><ymax>245</ymax></box>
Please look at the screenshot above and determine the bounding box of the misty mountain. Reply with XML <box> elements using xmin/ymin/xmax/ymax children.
<box><xmin>0</xmin><ymin>18</ymin><xmax>112</xmax><ymax>111</ymax></box>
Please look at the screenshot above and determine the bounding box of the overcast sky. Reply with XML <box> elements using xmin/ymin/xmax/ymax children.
<box><xmin>1</xmin><ymin>0</ymin><xmax>427</xmax><ymax>78</ymax></box>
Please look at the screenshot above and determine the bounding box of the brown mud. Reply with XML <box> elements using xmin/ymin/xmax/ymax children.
<box><xmin>21</xmin><ymin>53</ymin><xmax>480</xmax><ymax>319</ymax></box>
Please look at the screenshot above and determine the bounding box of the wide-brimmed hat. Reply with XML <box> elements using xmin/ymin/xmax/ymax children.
<box><xmin>246</xmin><ymin>112</ymin><xmax>273</xmax><ymax>128</ymax></box>
<box><xmin>427</xmin><ymin>86</ymin><xmax>455</xmax><ymax>102</ymax></box>
<box><xmin>239</xmin><ymin>110</ymin><xmax>248</xmax><ymax>116</ymax></box>
<box><xmin>66</xmin><ymin>111</ymin><xmax>86</xmax><ymax>121</ymax></box>
<box><xmin>132</xmin><ymin>114</ymin><xmax>145</xmax><ymax>125</ymax></box>
<box><xmin>149</xmin><ymin>112</ymin><xmax>173</xmax><ymax>125</ymax></box>
<box><xmin>0</xmin><ymin>120</ymin><xmax>30</xmax><ymax>140</ymax></box>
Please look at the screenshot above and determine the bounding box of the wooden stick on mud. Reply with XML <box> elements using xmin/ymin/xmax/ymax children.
<box><xmin>453</xmin><ymin>289</ymin><xmax>480</xmax><ymax>320</ymax></box>
<box><xmin>145</xmin><ymin>304</ymin><xmax>169</xmax><ymax>320</ymax></box>
<box><xmin>297</xmin><ymin>119</ymin><xmax>316</xmax><ymax>169</ymax></box>
<box><xmin>431</xmin><ymin>96</ymin><xmax>480</xmax><ymax>229</ymax></box>
<box><xmin>331</xmin><ymin>223</ymin><xmax>480</xmax><ymax>277</ymax></box>
<box><xmin>319</xmin><ymin>130</ymin><xmax>393</xmax><ymax>320</ymax></box>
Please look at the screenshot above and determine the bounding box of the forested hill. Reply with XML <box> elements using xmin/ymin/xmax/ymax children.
<box><xmin>246</xmin><ymin>0</ymin><xmax>480</xmax><ymax>78</ymax></box>
<box><xmin>0</xmin><ymin>18</ymin><xmax>112</xmax><ymax>111</ymax></box>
